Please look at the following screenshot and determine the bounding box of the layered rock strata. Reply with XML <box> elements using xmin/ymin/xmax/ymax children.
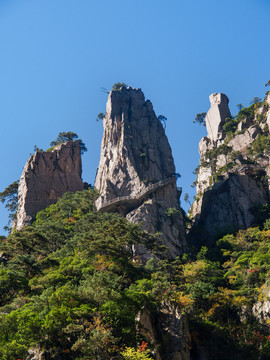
<box><xmin>190</xmin><ymin>93</ymin><xmax>270</xmax><ymax>244</ymax></box>
<box><xmin>15</xmin><ymin>141</ymin><xmax>84</xmax><ymax>230</ymax></box>
<box><xmin>95</xmin><ymin>86</ymin><xmax>187</xmax><ymax>258</ymax></box>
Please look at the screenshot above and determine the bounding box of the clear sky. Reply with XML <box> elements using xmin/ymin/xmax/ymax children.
<box><xmin>0</xmin><ymin>0</ymin><xmax>270</xmax><ymax>233</ymax></box>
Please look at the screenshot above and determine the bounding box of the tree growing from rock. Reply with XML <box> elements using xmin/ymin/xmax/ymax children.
<box><xmin>112</xmin><ymin>82</ymin><xmax>128</xmax><ymax>91</ymax></box>
<box><xmin>184</xmin><ymin>193</ymin><xmax>191</xmax><ymax>206</ymax></box>
<box><xmin>50</xmin><ymin>132</ymin><xmax>87</xmax><ymax>154</ymax></box>
<box><xmin>0</xmin><ymin>180</ymin><xmax>19</xmax><ymax>228</ymax></box>
<box><xmin>236</xmin><ymin>103</ymin><xmax>243</xmax><ymax>111</ymax></box>
<box><xmin>250</xmin><ymin>97</ymin><xmax>262</xmax><ymax>105</ymax></box>
<box><xmin>96</xmin><ymin>112</ymin><xmax>105</xmax><ymax>121</ymax></box>
<box><xmin>193</xmin><ymin>112</ymin><xmax>206</xmax><ymax>126</ymax></box>
<box><xmin>158</xmin><ymin>115</ymin><xmax>167</xmax><ymax>129</ymax></box>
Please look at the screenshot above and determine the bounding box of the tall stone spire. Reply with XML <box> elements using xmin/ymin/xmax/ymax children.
<box><xmin>95</xmin><ymin>86</ymin><xmax>187</xmax><ymax>258</ymax></box>
<box><xmin>205</xmin><ymin>93</ymin><xmax>231</xmax><ymax>141</ymax></box>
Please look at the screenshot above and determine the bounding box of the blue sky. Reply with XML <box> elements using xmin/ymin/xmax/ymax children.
<box><xmin>0</xmin><ymin>0</ymin><xmax>270</xmax><ymax>232</ymax></box>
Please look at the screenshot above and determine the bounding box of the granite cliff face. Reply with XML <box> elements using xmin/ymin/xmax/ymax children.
<box><xmin>205</xmin><ymin>93</ymin><xmax>231</xmax><ymax>142</ymax></box>
<box><xmin>137</xmin><ymin>303</ymin><xmax>191</xmax><ymax>360</ymax></box>
<box><xmin>190</xmin><ymin>92</ymin><xmax>270</xmax><ymax>244</ymax></box>
<box><xmin>15</xmin><ymin>141</ymin><xmax>84</xmax><ymax>230</ymax></box>
<box><xmin>95</xmin><ymin>86</ymin><xmax>187</xmax><ymax>258</ymax></box>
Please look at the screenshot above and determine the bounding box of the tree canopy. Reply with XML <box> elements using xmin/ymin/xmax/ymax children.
<box><xmin>0</xmin><ymin>188</ymin><xmax>270</xmax><ymax>358</ymax></box>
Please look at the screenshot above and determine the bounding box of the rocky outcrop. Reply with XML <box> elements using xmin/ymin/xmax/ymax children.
<box><xmin>15</xmin><ymin>141</ymin><xmax>84</xmax><ymax>230</ymax></box>
<box><xmin>26</xmin><ymin>347</ymin><xmax>45</xmax><ymax>360</ymax></box>
<box><xmin>253</xmin><ymin>280</ymin><xmax>270</xmax><ymax>322</ymax></box>
<box><xmin>266</xmin><ymin>93</ymin><xmax>270</xmax><ymax>129</ymax></box>
<box><xmin>136</xmin><ymin>303</ymin><xmax>191</xmax><ymax>360</ymax></box>
<box><xmin>190</xmin><ymin>93</ymin><xmax>270</xmax><ymax>245</ymax></box>
<box><xmin>205</xmin><ymin>93</ymin><xmax>231</xmax><ymax>142</ymax></box>
<box><xmin>191</xmin><ymin>173</ymin><xmax>269</xmax><ymax>245</ymax></box>
<box><xmin>227</xmin><ymin>125</ymin><xmax>260</xmax><ymax>152</ymax></box>
<box><xmin>95</xmin><ymin>86</ymin><xmax>187</xmax><ymax>258</ymax></box>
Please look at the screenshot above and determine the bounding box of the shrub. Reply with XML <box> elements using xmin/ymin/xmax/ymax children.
<box><xmin>112</xmin><ymin>82</ymin><xmax>128</xmax><ymax>91</ymax></box>
<box><xmin>165</xmin><ymin>207</ymin><xmax>180</xmax><ymax>217</ymax></box>
<box><xmin>222</xmin><ymin>117</ymin><xmax>238</xmax><ymax>134</ymax></box>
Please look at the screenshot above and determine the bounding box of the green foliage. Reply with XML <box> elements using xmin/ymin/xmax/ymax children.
<box><xmin>0</xmin><ymin>188</ymin><xmax>164</xmax><ymax>358</ymax></box>
<box><xmin>49</xmin><ymin>131</ymin><xmax>87</xmax><ymax>154</ymax></box>
<box><xmin>193</xmin><ymin>112</ymin><xmax>206</xmax><ymax>126</ymax></box>
<box><xmin>222</xmin><ymin>117</ymin><xmax>238</xmax><ymax>134</ymax></box>
<box><xmin>1</xmin><ymin>186</ymin><xmax>270</xmax><ymax>358</ymax></box>
<box><xmin>221</xmin><ymin>104</ymin><xmax>257</xmax><ymax>137</ymax></box>
<box><xmin>247</xmin><ymin>134</ymin><xmax>270</xmax><ymax>157</ymax></box>
<box><xmin>236</xmin><ymin>103</ymin><xmax>243</xmax><ymax>110</ymax></box>
<box><xmin>237</xmin><ymin>105</ymin><xmax>255</xmax><ymax>121</ymax></box>
<box><xmin>201</xmin><ymin>144</ymin><xmax>234</xmax><ymax>181</ymax></box>
<box><xmin>121</xmin><ymin>345</ymin><xmax>152</xmax><ymax>359</ymax></box>
<box><xmin>250</xmin><ymin>97</ymin><xmax>262</xmax><ymax>105</ymax></box>
<box><xmin>33</xmin><ymin>145</ymin><xmax>43</xmax><ymax>152</ymax></box>
<box><xmin>0</xmin><ymin>180</ymin><xmax>19</xmax><ymax>227</ymax></box>
<box><xmin>112</xmin><ymin>82</ymin><xmax>128</xmax><ymax>91</ymax></box>
<box><xmin>165</xmin><ymin>207</ymin><xmax>181</xmax><ymax>217</ymax></box>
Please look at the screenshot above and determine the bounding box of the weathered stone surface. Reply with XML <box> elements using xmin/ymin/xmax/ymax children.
<box><xmin>205</xmin><ymin>93</ymin><xmax>231</xmax><ymax>141</ymax></box>
<box><xmin>253</xmin><ymin>281</ymin><xmax>270</xmax><ymax>322</ymax></box>
<box><xmin>190</xmin><ymin>173</ymin><xmax>269</xmax><ymax>244</ymax></box>
<box><xmin>154</xmin><ymin>303</ymin><xmax>191</xmax><ymax>360</ymax></box>
<box><xmin>95</xmin><ymin>86</ymin><xmax>187</xmax><ymax>258</ymax></box>
<box><xmin>228</xmin><ymin>125</ymin><xmax>260</xmax><ymax>152</ymax></box>
<box><xmin>266</xmin><ymin>93</ymin><xmax>270</xmax><ymax>131</ymax></box>
<box><xmin>136</xmin><ymin>303</ymin><xmax>191</xmax><ymax>360</ymax></box>
<box><xmin>26</xmin><ymin>347</ymin><xmax>45</xmax><ymax>360</ymax></box>
<box><xmin>198</xmin><ymin>137</ymin><xmax>213</xmax><ymax>157</ymax></box>
<box><xmin>190</xmin><ymin>92</ymin><xmax>270</xmax><ymax>245</ymax></box>
<box><xmin>16</xmin><ymin>141</ymin><xmax>84</xmax><ymax>230</ymax></box>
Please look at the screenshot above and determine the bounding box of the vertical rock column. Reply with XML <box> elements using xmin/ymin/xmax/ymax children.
<box><xmin>15</xmin><ymin>141</ymin><xmax>84</xmax><ymax>230</ymax></box>
<box><xmin>190</xmin><ymin>93</ymin><xmax>270</xmax><ymax>245</ymax></box>
<box><xmin>95</xmin><ymin>86</ymin><xmax>187</xmax><ymax>258</ymax></box>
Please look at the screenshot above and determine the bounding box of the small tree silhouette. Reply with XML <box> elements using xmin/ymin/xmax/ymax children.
<box><xmin>193</xmin><ymin>112</ymin><xmax>206</xmax><ymax>126</ymax></box>
<box><xmin>158</xmin><ymin>115</ymin><xmax>167</xmax><ymax>129</ymax></box>
<box><xmin>236</xmin><ymin>104</ymin><xmax>243</xmax><ymax>111</ymax></box>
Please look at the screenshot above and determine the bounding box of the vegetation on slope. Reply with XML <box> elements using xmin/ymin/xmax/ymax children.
<box><xmin>0</xmin><ymin>188</ymin><xmax>163</xmax><ymax>359</ymax></box>
<box><xmin>0</xmin><ymin>188</ymin><xmax>270</xmax><ymax>359</ymax></box>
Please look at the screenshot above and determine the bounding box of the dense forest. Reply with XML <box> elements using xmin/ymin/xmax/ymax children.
<box><xmin>0</xmin><ymin>187</ymin><xmax>270</xmax><ymax>359</ymax></box>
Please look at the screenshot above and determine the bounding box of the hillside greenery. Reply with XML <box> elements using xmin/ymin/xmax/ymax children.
<box><xmin>0</xmin><ymin>189</ymin><xmax>270</xmax><ymax>359</ymax></box>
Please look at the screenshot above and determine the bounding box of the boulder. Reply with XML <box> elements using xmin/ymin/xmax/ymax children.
<box><xmin>228</xmin><ymin>125</ymin><xmax>260</xmax><ymax>152</ymax></box>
